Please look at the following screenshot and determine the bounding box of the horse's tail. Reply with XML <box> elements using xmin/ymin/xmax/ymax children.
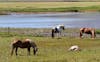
<box><xmin>51</xmin><ymin>29</ymin><xmax>55</xmax><ymax>38</ymax></box>
<box><xmin>94</xmin><ymin>31</ymin><xmax>96</xmax><ymax>38</ymax></box>
<box><xmin>92</xmin><ymin>28</ymin><xmax>96</xmax><ymax>38</ymax></box>
<box><xmin>94</xmin><ymin>29</ymin><xmax>96</xmax><ymax>38</ymax></box>
<box><xmin>79</xmin><ymin>28</ymin><xmax>85</xmax><ymax>38</ymax></box>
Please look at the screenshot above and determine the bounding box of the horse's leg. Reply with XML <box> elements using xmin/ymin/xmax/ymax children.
<box><xmin>15</xmin><ymin>47</ymin><xmax>18</xmax><ymax>55</ymax></box>
<box><xmin>91</xmin><ymin>31</ymin><xmax>95</xmax><ymax>39</ymax></box>
<box><xmin>27</xmin><ymin>47</ymin><xmax>30</xmax><ymax>55</ymax></box>
<box><xmin>57</xmin><ymin>33</ymin><xmax>60</xmax><ymax>38</ymax></box>
<box><xmin>56</xmin><ymin>33</ymin><xmax>59</xmax><ymax>38</ymax></box>
<box><xmin>59</xmin><ymin>31</ymin><xmax>62</xmax><ymax>38</ymax></box>
<box><xmin>11</xmin><ymin>46</ymin><xmax>15</xmax><ymax>56</ymax></box>
<box><xmin>51</xmin><ymin>29</ymin><xmax>55</xmax><ymax>38</ymax></box>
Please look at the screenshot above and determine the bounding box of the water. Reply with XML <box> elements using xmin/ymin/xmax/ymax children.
<box><xmin>0</xmin><ymin>12</ymin><xmax>100</xmax><ymax>28</ymax></box>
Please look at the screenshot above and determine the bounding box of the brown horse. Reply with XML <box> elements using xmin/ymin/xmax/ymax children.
<box><xmin>11</xmin><ymin>39</ymin><xmax>38</xmax><ymax>56</ymax></box>
<box><xmin>80</xmin><ymin>28</ymin><xmax>96</xmax><ymax>39</ymax></box>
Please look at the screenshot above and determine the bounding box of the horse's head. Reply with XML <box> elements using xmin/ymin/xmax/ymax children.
<box><xmin>30</xmin><ymin>41</ymin><xmax>38</xmax><ymax>55</ymax></box>
<box><xmin>80</xmin><ymin>28</ymin><xmax>85</xmax><ymax>32</ymax></box>
<box><xmin>34</xmin><ymin>47</ymin><xmax>38</xmax><ymax>55</ymax></box>
<box><xmin>59</xmin><ymin>25</ymin><xmax>65</xmax><ymax>30</ymax></box>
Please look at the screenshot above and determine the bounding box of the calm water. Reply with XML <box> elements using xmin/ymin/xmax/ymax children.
<box><xmin>0</xmin><ymin>12</ymin><xmax>100</xmax><ymax>28</ymax></box>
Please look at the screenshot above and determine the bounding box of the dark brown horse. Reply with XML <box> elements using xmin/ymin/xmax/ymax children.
<box><xmin>11</xmin><ymin>39</ymin><xmax>38</xmax><ymax>56</ymax></box>
<box><xmin>80</xmin><ymin>28</ymin><xmax>96</xmax><ymax>39</ymax></box>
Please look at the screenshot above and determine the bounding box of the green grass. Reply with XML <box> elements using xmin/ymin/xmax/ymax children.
<box><xmin>0</xmin><ymin>34</ymin><xmax>100</xmax><ymax>62</ymax></box>
<box><xmin>0</xmin><ymin>2</ymin><xmax>100</xmax><ymax>14</ymax></box>
<box><xmin>0</xmin><ymin>0</ymin><xmax>100</xmax><ymax>2</ymax></box>
<box><xmin>0</xmin><ymin>2</ymin><xmax>100</xmax><ymax>8</ymax></box>
<box><xmin>1</xmin><ymin>5</ymin><xmax>100</xmax><ymax>13</ymax></box>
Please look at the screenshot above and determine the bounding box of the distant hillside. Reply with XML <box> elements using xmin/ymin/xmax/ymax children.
<box><xmin>0</xmin><ymin>0</ymin><xmax>100</xmax><ymax>2</ymax></box>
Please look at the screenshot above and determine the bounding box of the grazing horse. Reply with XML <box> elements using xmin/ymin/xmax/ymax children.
<box><xmin>11</xmin><ymin>39</ymin><xmax>38</xmax><ymax>56</ymax></box>
<box><xmin>51</xmin><ymin>25</ymin><xmax>65</xmax><ymax>38</ymax></box>
<box><xmin>80</xmin><ymin>28</ymin><xmax>96</xmax><ymax>39</ymax></box>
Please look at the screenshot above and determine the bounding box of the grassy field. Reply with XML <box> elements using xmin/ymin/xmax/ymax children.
<box><xmin>0</xmin><ymin>2</ymin><xmax>100</xmax><ymax>8</ymax></box>
<box><xmin>0</xmin><ymin>0</ymin><xmax>100</xmax><ymax>2</ymax></box>
<box><xmin>0</xmin><ymin>28</ymin><xmax>100</xmax><ymax>62</ymax></box>
<box><xmin>0</xmin><ymin>36</ymin><xmax>100</xmax><ymax>62</ymax></box>
<box><xmin>0</xmin><ymin>2</ymin><xmax>100</xmax><ymax>14</ymax></box>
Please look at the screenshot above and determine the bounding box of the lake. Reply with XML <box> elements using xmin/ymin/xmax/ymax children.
<box><xmin>0</xmin><ymin>12</ymin><xmax>100</xmax><ymax>28</ymax></box>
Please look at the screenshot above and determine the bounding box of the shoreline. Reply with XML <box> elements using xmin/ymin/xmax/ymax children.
<box><xmin>0</xmin><ymin>7</ymin><xmax>100</xmax><ymax>15</ymax></box>
<box><xmin>0</xmin><ymin>27</ymin><xmax>100</xmax><ymax>37</ymax></box>
<box><xmin>1</xmin><ymin>11</ymin><xmax>100</xmax><ymax>15</ymax></box>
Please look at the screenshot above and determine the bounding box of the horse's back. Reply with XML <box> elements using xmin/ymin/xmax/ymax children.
<box><xmin>24</xmin><ymin>39</ymin><xmax>37</xmax><ymax>47</ymax></box>
<box><xmin>11</xmin><ymin>39</ymin><xmax>22</xmax><ymax>46</ymax></box>
<box><xmin>24</xmin><ymin>38</ymin><xmax>31</xmax><ymax>42</ymax></box>
<box><xmin>11</xmin><ymin>39</ymin><xmax>31</xmax><ymax>48</ymax></box>
<box><xmin>80</xmin><ymin>28</ymin><xmax>95</xmax><ymax>32</ymax></box>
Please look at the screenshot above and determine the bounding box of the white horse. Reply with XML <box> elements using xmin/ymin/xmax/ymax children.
<box><xmin>68</xmin><ymin>45</ymin><xmax>81</xmax><ymax>51</ymax></box>
<box><xmin>51</xmin><ymin>25</ymin><xmax>65</xmax><ymax>38</ymax></box>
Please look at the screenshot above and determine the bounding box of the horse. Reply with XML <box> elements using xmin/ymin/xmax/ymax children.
<box><xmin>51</xmin><ymin>24</ymin><xmax>65</xmax><ymax>38</ymax></box>
<box><xmin>80</xmin><ymin>28</ymin><xmax>96</xmax><ymax>39</ymax></box>
<box><xmin>68</xmin><ymin>45</ymin><xmax>81</xmax><ymax>51</ymax></box>
<box><xmin>11</xmin><ymin>39</ymin><xmax>38</xmax><ymax>56</ymax></box>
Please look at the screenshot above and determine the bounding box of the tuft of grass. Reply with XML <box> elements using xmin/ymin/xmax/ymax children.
<box><xmin>96</xmin><ymin>29</ymin><xmax>100</xmax><ymax>34</ymax></box>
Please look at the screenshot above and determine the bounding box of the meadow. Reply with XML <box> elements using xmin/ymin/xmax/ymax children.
<box><xmin>0</xmin><ymin>2</ymin><xmax>100</xmax><ymax>62</ymax></box>
<box><xmin>0</xmin><ymin>28</ymin><xmax>100</xmax><ymax>62</ymax></box>
<box><xmin>0</xmin><ymin>2</ymin><xmax>100</xmax><ymax>14</ymax></box>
